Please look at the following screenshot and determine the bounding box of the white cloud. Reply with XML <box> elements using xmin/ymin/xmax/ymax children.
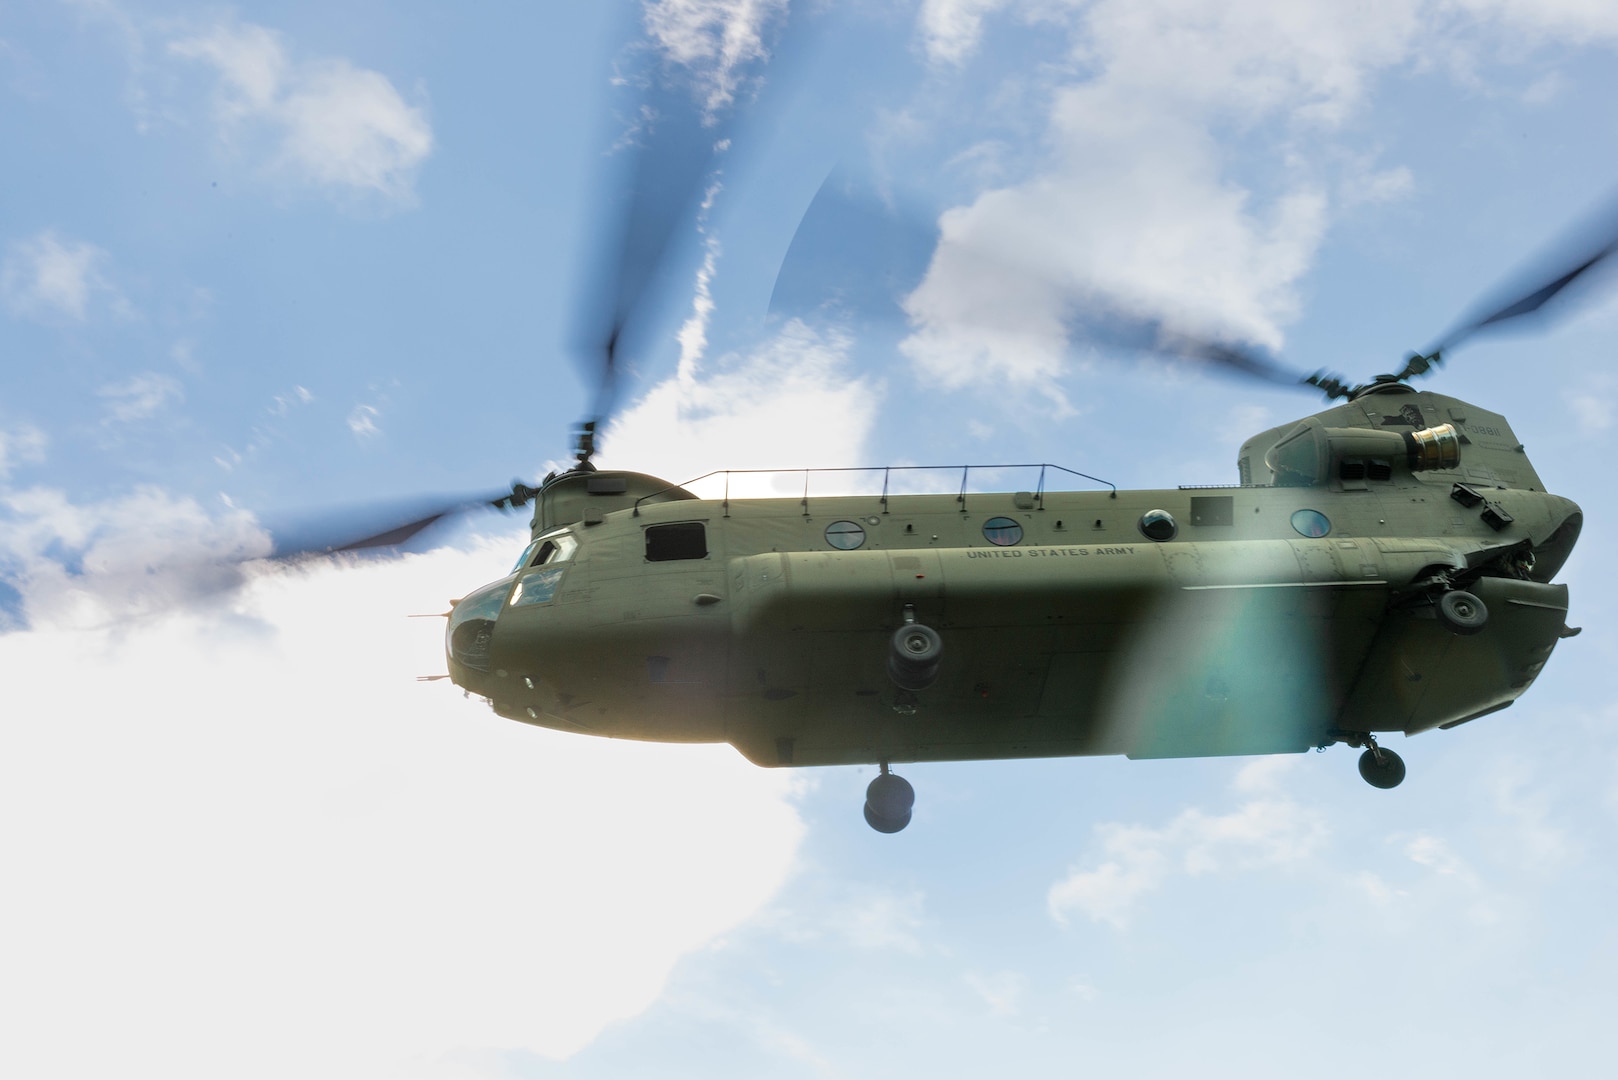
<box><xmin>170</xmin><ymin>337</ymin><xmax>202</xmax><ymax>373</ymax></box>
<box><xmin>1566</xmin><ymin>374</ymin><xmax>1615</xmax><ymax>434</ymax></box>
<box><xmin>1452</xmin><ymin>0</ymin><xmax>1618</xmax><ymax>41</ymax></box>
<box><xmin>1063</xmin><ymin>0</ymin><xmax>1421</xmax><ymax>126</ymax></box>
<box><xmin>1486</xmin><ymin>769</ymin><xmax>1574</xmax><ymax>870</ymax></box>
<box><xmin>1521</xmin><ymin>70</ymin><xmax>1566</xmax><ymax>103</ymax></box>
<box><xmin>271</xmin><ymin>385</ymin><xmax>314</xmax><ymax>417</ymax></box>
<box><xmin>1048</xmin><ymin>786</ymin><xmax>1328</xmax><ymax>928</ymax></box>
<box><xmin>1340</xmin><ymin>162</ymin><xmax>1414</xmax><ymax>207</ymax></box>
<box><xmin>898</xmin><ymin>0</ymin><xmax>1618</xmax><ymax>395</ymax></box>
<box><xmin>674</xmin><ymin>212</ymin><xmax>722</xmax><ymax>374</ymax></box>
<box><xmin>917</xmin><ymin>0</ymin><xmax>1012</xmax><ymax>66</ymax></box>
<box><xmin>1399</xmin><ymin>833</ymin><xmax>1501</xmax><ymax>922</ymax></box>
<box><xmin>964</xmin><ymin>969</ymin><xmax>1027</xmax><ymax>1017</ymax></box>
<box><xmin>1403</xmin><ymin>832</ymin><xmax>1473</xmax><ymax>877</ymax></box>
<box><xmin>348</xmin><ymin>403</ymin><xmax>381</xmax><ymax>439</ymax></box>
<box><xmin>1351</xmin><ymin>869</ymin><xmax>1405</xmax><ymax>906</ymax></box>
<box><xmin>0</xmin><ymin>500</ymin><xmax>804</xmax><ymax>1076</ymax></box>
<box><xmin>642</xmin><ymin>0</ymin><xmax>788</xmax><ymax>114</ymax></box>
<box><xmin>1231</xmin><ymin>753</ymin><xmax>1297</xmax><ymax>793</ymax></box>
<box><xmin>1</xmin><ymin>229</ymin><xmax>127</xmax><ymax>322</ymax></box>
<box><xmin>0</xmin><ymin>484</ymin><xmax>270</xmax><ymax>630</ymax></box>
<box><xmin>169</xmin><ymin>21</ymin><xmax>432</xmax><ymax>204</ymax></box>
<box><xmin>838</xmin><ymin>887</ymin><xmax>929</xmax><ymax>953</ymax></box>
<box><xmin>98</xmin><ymin>371</ymin><xmax>183</xmax><ymax>424</ymax></box>
<box><xmin>597</xmin><ymin>319</ymin><xmax>882</xmax><ymax>491</ymax></box>
<box><xmin>1365</xmin><ymin>830</ymin><xmax>1505</xmax><ymax>927</ymax></box>
<box><xmin>1047</xmin><ymin>827</ymin><xmax>1169</xmax><ymax>929</ymax></box>
<box><xmin>759</xmin><ymin>873</ymin><xmax>931</xmax><ymax>955</ymax></box>
<box><xmin>900</xmin><ymin>7</ymin><xmax>1346</xmax><ymax>391</ymax></box>
<box><xmin>0</xmin><ymin>424</ymin><xmax>46</xmax><ymax>480</ymax></box>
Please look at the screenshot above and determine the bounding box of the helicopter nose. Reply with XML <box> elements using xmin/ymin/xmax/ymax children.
<box><xmin>1530</xmin><ymin>505</ymin><xmax>1582</xmax><ymax>582</ymax></box>
<box><xmin>445</xmin><ymin>577</ymin><xmax>511</xmax><ymax>674</ymax></box>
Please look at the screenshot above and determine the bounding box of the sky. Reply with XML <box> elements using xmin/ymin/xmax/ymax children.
<box><xmin>2</xmin><ymin>1</ymin><xmax>1617</xmax><ymax>1076</ymax></box>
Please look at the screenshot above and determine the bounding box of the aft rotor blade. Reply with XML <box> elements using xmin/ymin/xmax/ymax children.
<box><xmin>1431</xmin><ymin>193</ymin><xmax>1618</xmax><ymax>355</ymax></box>
<box><xmin>1155</xmin><ymin>334</ymin><xmax>1313</xmax><ymax>389</ymax></box>
<box><xmin>770</xmin><ymin>172</ymin><xmax>1317</xmax><ymax>392</ymax></box>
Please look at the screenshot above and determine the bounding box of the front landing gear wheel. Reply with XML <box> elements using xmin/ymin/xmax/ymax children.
<box><xmin>1358</xmin><ymin>746</ymin><xmax>1407</xmax><ymax>789</ymax></box>
<box><xmin>1437</xmin><ymin>590</ymin><xmax>1488</xmax><ymax>636</ymax></box>
<box><xmin>864</xmin><ymin>769</ymin><xmax>914</xmax><ymax>833</ymax></box>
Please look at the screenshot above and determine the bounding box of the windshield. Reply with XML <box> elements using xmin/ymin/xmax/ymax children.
<box><xmin>446</xmin><ymin>578</ymin><xmax>511</xmax><ymax>672</ymax></box>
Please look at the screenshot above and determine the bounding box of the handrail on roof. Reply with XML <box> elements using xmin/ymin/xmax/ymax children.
<box><xmin>632</xmin><ymin>463</ymin><xmax>1117</xmax><ymax>517</ymax></box>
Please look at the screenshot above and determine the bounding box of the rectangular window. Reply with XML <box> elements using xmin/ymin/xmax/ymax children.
<box><xmin>645</xmin><ymin>522</ymin><xmax>707</xmax><ymax>562</ymax></box>
<box><xmin>1189</xmin><ymin>496</ymin><xmax>1234</xmax><ymax>526</ymax></box>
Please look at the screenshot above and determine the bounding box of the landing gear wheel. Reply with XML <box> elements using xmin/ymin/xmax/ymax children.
<box><xmin>888</xmin><ymin>624</ymin><xmax>943</xmax><ymax>691</ymax></box>
<box><xmin>1358</xmin><ymin>746</ymin><xmax>1406</xmax><ymax>789</ymax></box>
<box><xmin>1437</xmin><ymin>590</ymin><xmax>1488</xmax><ymax>636</ymax></box>
<box><xmin>863</xmin><ymin>770</ymin><xmax>914</xmax><ymax>833</ymax></box>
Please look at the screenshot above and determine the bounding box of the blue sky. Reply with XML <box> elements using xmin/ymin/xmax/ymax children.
<box><xmin>3</xmin><ymin>1</ymin><xmax>1617</xmax><ymax>1076</ymax></box>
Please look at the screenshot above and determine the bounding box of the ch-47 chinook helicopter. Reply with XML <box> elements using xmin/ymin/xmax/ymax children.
<box><xmin>418</xmin><ymin>190</ymin><xmax>1603</xmax><ymax>832</ymax></box>
<box><xmin>436</xmin><ymin>362</ymin><xmax>1583</xmax><ymax>833</ymax></box>
<box><xmin>307</xmin><ymin>31</ymin><xmax>1601</xmax><ymax>834</ymax></box>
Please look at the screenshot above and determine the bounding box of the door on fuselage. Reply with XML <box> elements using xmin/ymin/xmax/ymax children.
<box><xmin>588</xmin><ymin>519</ymin><xmax>728</xmax><ymax>737</ymax></box>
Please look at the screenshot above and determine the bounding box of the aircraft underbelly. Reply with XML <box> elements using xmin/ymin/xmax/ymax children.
<box><xmin>1337</xmin><ymin>577</ymin><xmax>1569</xmax><ymax>734</ymax></box>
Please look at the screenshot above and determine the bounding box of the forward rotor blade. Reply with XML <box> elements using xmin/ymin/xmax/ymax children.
<box><xmin>570</xmin><ymin>6</ymin><xmax>794</xmax><ymax>435</ymax></box>
<box><xmin>1430</xmin><ymin>193</ymin><xmax>1618</xmax><ymax>355</ymax></box>
<box><xmin>266</xmin><ymin>487</ymin><xmax>533</xmax><ymax>560</ymax></box>
<box><xmin>0</xmin><ymin>484</ymin><xmax>538</xmax><ymax>633</ymax></box>
<box><xmin>572</xmin><ymin>92</ymin><xmax>726</xmax><ymax>425</ymax></box>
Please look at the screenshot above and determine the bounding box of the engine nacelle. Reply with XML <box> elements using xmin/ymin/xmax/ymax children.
<box><xmin>1264</xmin><ymin>419</ymin><xmax>1460</xmax><ymax>487</ymax></box>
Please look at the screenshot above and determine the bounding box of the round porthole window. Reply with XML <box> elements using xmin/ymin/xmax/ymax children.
<box><xmin>825</xmin><ymin>520</ymin><xmax>866</xmax><ymax>550</ymax></box>
<box><xmin>983</xmin><ymin>516</ymin><xmax>1023</xmax><ymax>546</ymax></box>
<box><xmin>1291</xmin><ymin>508</ymin><xmax>1331</xmax><ymax>538</ymax></box>
<box><xmin>1138</xmin><ymin>509</ymin><xmax>1177</xmax><ymax>541</ymax></box>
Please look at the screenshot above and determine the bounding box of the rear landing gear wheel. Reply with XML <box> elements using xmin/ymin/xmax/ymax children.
<box><xmin>1437</xmin><ymin>590</ymin><xmax>1488</xmax><ymax>636</ymax></box>
<box><xmin>1358</xmin><ymin>746</ymin><xmax>1406</xmax><ymax>789</ymax></box>
<box><xmin>888</xmin><ymin>623</ymin><xmax>943</xmax><ymax>691</ymax></box>
<box><xmin>864</xmin><ymin>767</ymin><xmax>914</xmax><ymax>833</ymax></box>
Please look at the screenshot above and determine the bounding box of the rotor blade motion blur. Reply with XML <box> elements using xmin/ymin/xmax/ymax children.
<box><xmin>267</xmin><ymin>483</ymin><xmax>538</xmax><ymax>560</ymax></box>
<box><xmin>1430</xmin><ymin>192</ymin><xmax>1618</xmax><ymax>356</ymax></box>
<box><xmin>768</xmin><ymin>169</ymin><xmax>938</xmax><ymax>326</ymax></box>
<box><xmin>769</xmin><ymin>171</ymin><xmax>1316</xmax><ymax>391</ymax></box>
<box><xmin>569</xmin><ymin>5</ymin><xmax>792</xmax><ymax>458</ymax></box>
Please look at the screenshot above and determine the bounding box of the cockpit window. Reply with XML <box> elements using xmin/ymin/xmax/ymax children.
<box><xmin>446</xmin><ymin>578</ymin><xmax>511</xmax><ymax>672</ymax></box>
<box><xmin>511</xmin><ymin>530</ymin><xmax>578</xmax><ymax>573</ymax></box>
<box><xmin>510</xmin><ymin>566</ymin><xmax>566</xmax><ymax>607</ymax></box>
<box><xmin>511</xmin><ymin>541</ymin><xmax>541</xmax><ymax>574</ymax></box>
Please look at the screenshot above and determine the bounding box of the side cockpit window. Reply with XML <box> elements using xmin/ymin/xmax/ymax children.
<box><xmin>511</xmin><ymin>530</ymin><xmax>578</xmax><ymax>573</ymax></box>
<box><xmin>645</xmin><ymin>522</ymin><xmax>707</xmax><ymax>562</ymax></box>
